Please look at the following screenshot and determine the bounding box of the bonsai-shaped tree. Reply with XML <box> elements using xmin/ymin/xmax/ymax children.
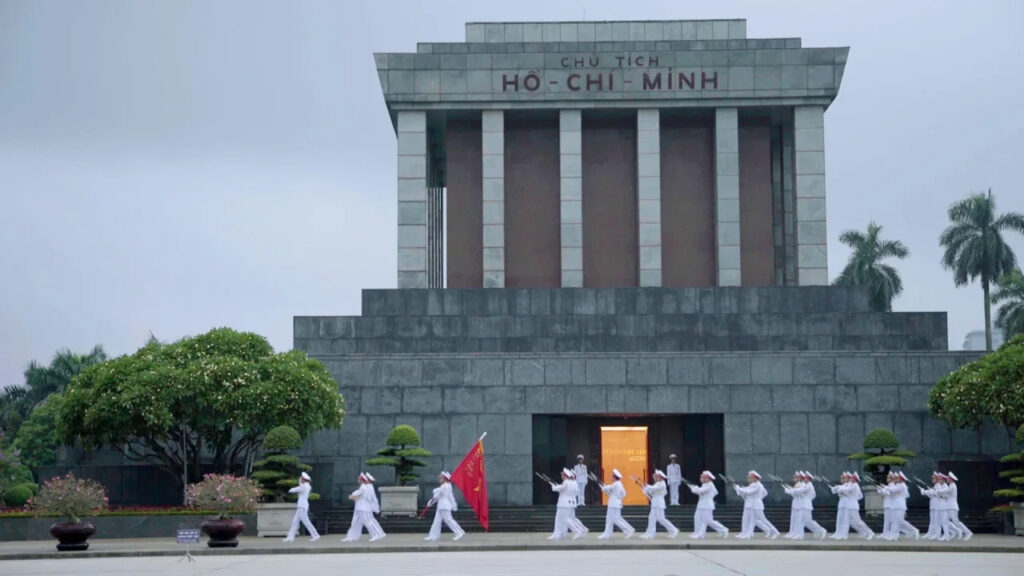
<box><xmin>994</xmin><ymin>423</ymin><xmax>1024</xmax><ymax>506</ymax></box>
<box><xmin>848</xmin><ymin>428</ymin><xmax>916</xmax><ymax>484</ymax></box>
<box><xmin>365</xmin><ymin>425</ymin><xmax>431</xmax><ymax>486</ymax></box>
<box><xmin>250</xmin><ymin>425</ymin><xmax>317</xmax><ymax>503</ymax></box>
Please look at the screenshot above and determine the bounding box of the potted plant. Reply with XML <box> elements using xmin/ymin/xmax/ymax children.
<box><xmin>250</xmin><ymin>425</ymin><xmax>318</xmax><ymax>536</ymax></box>
<box><xmin>994</xmin><ymin>423</ymin><xmax>1024</xmax><ymax>536</ymax></box>
<box><xmin>365</xmin><ymin>424</ymin><xmax>431</xmax><ymax>517</ymax></box>
<box><xmin>847</xmin><ymin>428</ymin><xmax>915</xmax><ymax>515</ymax></box>
<box><xmin>29</xmin><ymin>472</ymin><xmax>108</xmax><ymax>550</ymax></box>
<box><xmin>186</xmin><ymin>474</ymin><xmax>260</xmax><ymax>547</ymax></box>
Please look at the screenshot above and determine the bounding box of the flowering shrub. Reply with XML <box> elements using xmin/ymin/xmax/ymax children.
<box><xmin>30</xmin><ymin>473</ymin><xmax>108</xmax><ymax>524</ymax></box>
<box><xmin>186</xmin><ymin>474</ymin><xmax>260</xmax><ymax>519</ymax></box>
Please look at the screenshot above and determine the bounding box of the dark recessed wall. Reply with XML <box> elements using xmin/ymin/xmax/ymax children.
<box><xmin>660</xmin><ymin>116</ymin><xmax>716</xmax><ymax>287</ymax></box>
<box><xmin>582</xmin><ymin>115</ymin><xmax>638</xmax><ymax>288</ymax></box>
<box><xmin>505</xmin><ymin>115</ymin><xmax>561</xmax><ymax>287</ymax></box>
<box><xmin>739</xmin><ymin>122</ymin><xmax>775</xmax><ymax>286</ymax></box>
<box><xmin>445</xmin><ymin>117</ymin><xmax>483</xmax><ymax>288</ymax></box>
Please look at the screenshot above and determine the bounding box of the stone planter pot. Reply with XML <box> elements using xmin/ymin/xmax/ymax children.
<box><xmin>378</xmin><ymin>486</ymin><xmax>419</xmax><ymax>517</ymax></box>
<box><xmin>862</xmin><ymin>484</ymin><xmax>883</xmax><ymax>517</ymax></box>
<box><xmin>256</xmin><ymin>503</ymin><xmax>295</xmax><ymax>537</ymax></box>
<box><xmin>1012</xmin><ymin>502</ymin><xmax>1024</xmax><ymax>536</ymax></box>
<box><xmin>49</xmin><ymin>521</ymin><xmax>95</xmax><ymax>551</ymax></box>
<box><xmin>201</xmin><ymin>517</ymin><xmax>246</xmax><ymax>548</ymax></box>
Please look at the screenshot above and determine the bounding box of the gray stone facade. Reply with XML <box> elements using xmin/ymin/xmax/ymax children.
<box><xmin>293</xmin><ymin>287</ymin><xmax>999</xmax><ymax>507</ymax></box>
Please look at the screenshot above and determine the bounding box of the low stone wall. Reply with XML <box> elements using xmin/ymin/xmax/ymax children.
<box><xmin>0</xmin><ymin>514</ymin><xmax>256</xmax><ymax>541</ymax></box>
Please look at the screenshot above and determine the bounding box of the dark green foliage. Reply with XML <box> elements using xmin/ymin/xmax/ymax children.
<box><xmin>930</xmin><ymin>335</ymin><xmax>1024</xmax><ymax>430</ymax></box>
<box><xmin>848</xmin><ymin>428</ymin><xmax>914</xmax><ymax>483</ymax></box>
<box><xmin>993</xmin><ymin>269</ymin><xmax>1024</xmax><ymax>340</ymax></box>
<box><xmin>994</xmin><ymin>423</ymin><xmax>1024</xmax><ymax>503</ymax></box>
<box><xmin>366</xmin><ymin>425</ymin><xmax>431</xmax><ymax>486</ymax></box>
<box><xmin>3</xmin><ymin>484</ymin><xmax>32</xmax><ymax>507</ymax></box>
<box><xmin>939</xmin><ymin>189</ymin><xmax>1024</xmax><ymax>351</ymax></box>
<box><xmin>250</xmin><ymin>425</ymin><xmax>317</xmax><ymax>502</ymax></box>
<box><xmin>833</xmin><ymin>222</ymin><xmax>909</xmax><ymax>311</ymax></box>
<box><xmin>13</xmin><ymin>394</ymin><xmax>63</xmax><ymax>473</ymax></box>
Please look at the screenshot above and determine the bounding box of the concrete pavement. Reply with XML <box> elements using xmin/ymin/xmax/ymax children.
<box><xmin>0</xmin><ymin>532</ymin><xmax>1020</xmax><ymax>561</ymax></box>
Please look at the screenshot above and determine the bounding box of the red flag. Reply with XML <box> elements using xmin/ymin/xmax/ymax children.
<box><xmin>450</xmin><ymin>434</ymin><xmax>489</xmax><ymax>531</ymax></box>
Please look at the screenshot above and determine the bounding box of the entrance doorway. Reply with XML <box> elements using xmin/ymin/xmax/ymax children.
<box><xmin>599</xmin><ymin>426</ymin><xmax>648</xmax><ymax>505</ymax></box>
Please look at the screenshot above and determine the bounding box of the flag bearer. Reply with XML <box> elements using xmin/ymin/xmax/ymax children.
<box><xmin>426</xmin><ymin>471</ymin><xmax>465</xmax><ymax>541</ymax></box>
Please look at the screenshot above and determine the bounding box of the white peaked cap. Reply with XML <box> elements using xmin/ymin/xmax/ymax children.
<box><xmin>701</xmin><ymin>470</ymin><xmax>714</xmax><ymax>479</ymax></box>
<box><xmin>441</xmin><ymin>471</ymin><xmax>452</xmax><ymax>480</ymax></box>
<box><xmin>612</xmin><ymin>469</ymin><xmax>622</xmax><ymax>479</ymax></box>
<box><xmin>748</xmin><ymin>470</ymin><xmax>761</xmax><ymax>479</ymax></box>
<box><xmin>301</xmin><ymin>472</ymin><xmax>311</xmax><ymax>481</ymax></box>
<box><xmin>669</xmin><ymin>454</ymin><xmax>677</xmax><ymax>459</ymax></box>
<box><xmin>365</xmin><ymin>472</ymin><xmax>376</xmax><ymax>482</ymax></box>
<box><xmin>577</xmin><ymin>454</ymin><xmax>585</xmax><ymax>459</ymax></box>
<box><xmin>358</xmin><ymin>473</ymin><xmax>367</xmax><ymax>481</ymax></box>
<box><xmin>852</xmin><ymin>472</ymin><xmax>860</xmax><ymax>481</ymax></box>
<box><xmin>802</xmin><ymin>471</ymin><xmax>811</xmax><ymax>478</ymax></box>
<box><xmin>947</xmin><ymin>472</ymin><xmax>958</xmax><ymax>481</ymax></box>
<box><xmin>562</xmin><ymin>468</ymin><xmax>573</xmax><ymax>477</ymax></box>
<box><xmin>898</xmin><ymin>472</ymin><xmax>908</xmax><ymax>480</ymax></box>
<box><xmin>932</xmin><ymin>470</ymin><xmax>941</xmax><ymax>476</ymax></box>
<box><xmin>654</xmin><ymin>469</ymin><xmax>667</xmax><ymax>479</ymax></box>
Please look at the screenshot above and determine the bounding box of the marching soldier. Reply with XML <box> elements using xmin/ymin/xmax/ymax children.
<box><xmin>640</xmin><ymin>470</ymin><xmax>679</xmax><ymax>539</ymax></box>
<box><xmin>597</xmin><ymin>469</ymin><xmax>635</xmax><ymax>539</ymax></box>
<box><xmin>733</xmin><ymin>470</ymin><xmax>779</xmax><ymax>539</ymax></box>
<box><xmin>573</xmin><ymin>455</ymin><xmax>589</xmax><ymax>506</ymax></box>
<box><xmin>944</xmin><ymin>472</ymin><xmax>972</xmax><ymax>540</ymax></box>
<box><xmin>667</xmin><ymin>454</ymin><xmax>682</xmax><ymax>506</ymax></box>
<box><xmin>688</xmin><ymin>471</ymin><xmax>728</xmax><ymax>539</ymax></box>
<box><xmin>566</xmin><ymin>470</ymin><xmax>589</xmax><ymax>539</ymax></box>
<box><xmin>426</xmin><ymin>471</ymin><xmax>465</xmax><ymax>541</ymax></box>
<box><xmin>879</xmin><ymin>472</ymin><xmax>919</xmax><ymax>540</ymax></box>
<box><xmin>784</xmin><ymin>471</ymin><xmax>826</xmax><ymax>540</ymax></box>
<box><xmin>830</xmin><ymin>471</ymin><xmax>873</xmax><ymax>540</ymax></box>
<box><xmin>548</xmin><ymin>468</ymin><xmax>576</xmax><ymax>540</ymax></box>
<box><xmin>283</xmin><ymin>471</ymin><xmax>320</xmax><ymax>542</ymax></box>
<box><xmin>362</xmin><ymin>473</ymin><xmax>386</xmax><ymax>541</ymax></box>
<box><xmin>343</xmin><ymin>473</ymin><xmax>384</xmax><ymax>542</ymax></box>
<box><xmin>920</xmin><ymin>472</ymin><xmax>945</xmax><ymax>540</ymax></box>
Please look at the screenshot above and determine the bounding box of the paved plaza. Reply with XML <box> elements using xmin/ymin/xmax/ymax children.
<box><xmin>1</xmin><ymin>548</ymin><xmax>1021</xmax><ymax>576</ymax></box>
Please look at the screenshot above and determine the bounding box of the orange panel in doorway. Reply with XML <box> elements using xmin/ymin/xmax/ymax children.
<box><xmin>600</xmin><ymin>426</ymin><xmax>648</xmax><ymax>506</ymax></box>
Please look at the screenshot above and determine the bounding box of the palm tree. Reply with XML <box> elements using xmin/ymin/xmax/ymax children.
<box><xmin>833</xmin><ymin>222</ymin><xmax>909</xmax><ymax>311</ymax></box>
<box><xmin>22</xmin><ymin>345</ymin><xmax>106</xmax><ymax>405</ymax></box>
<box><xmin>993</xmin><ymin>268</ymin><xmax>1024</xmax><ymax>341</ymax></box>
<box><xmin>940</xmin><ymin>189</ymin><xmax>1024</xmax><ymax>351</ymax></box>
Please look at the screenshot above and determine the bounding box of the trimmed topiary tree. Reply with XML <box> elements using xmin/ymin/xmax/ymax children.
<box><xmin>249</xmin><ymin>425</ymin><xmax>317</xmax><ymax>503</ymax></box>
<box><xmin>995</xmin><ymin>424</ymin><xmax>1024</xmax><ymax>503</ymax></box>
<box><xmin>3</xmin><ymin>483</ymin><xmax>33</xmax><ymax>507</ymax></box>
<box><xmin>848</xmin><ymin>428</ymin><xmax>916</xmax><ymax>484</ymax></box>
<box><xmin>365</xmin><ymin>425</ymin><xmax>431</xmax><ymax>486</ymax></box>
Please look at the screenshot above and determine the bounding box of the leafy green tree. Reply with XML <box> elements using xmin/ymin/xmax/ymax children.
<box><xmin>929</xmin><ymin>334</ymin><xmax>1024</xmax><ymax>432</ymax></box>
<box><xmin>0</xmin><ymin>435</ymin><xmax>33</xmax><ymax>503</ymax></box>
<box><xmin>940</xmin><ymin>190</ymin><xmax>1024</xmax><ymax>351</ymax></box>
<box><xmin>13</xmin><ymin>394</ymin><xmax>63</xmax><ymax>473</ymax></box>
<box><xmin>847</xmin><ymin>428</ymin><xmax>916</xmax><ymax>484</ymax></box>
<box><xmin>994</xmin><ymin>424</ymin><xmax>1024</xmax><ymax>504</ymax></box>
<box><xmin>833</xmin><ymin>222</ymin><xmax>909</xmax><ymax>311</ymax></box>
<box><xmin>993</xmin><ymin>269</ymin><xmax>1024</xmax><ymax>340</ymax></box>
<box><xmin>59</xmin><ymin>328</ymin><xmax>345</xmax><ymax>489</ymax></box>
<box><xmin>0</xmin><ymin>346</ymin><xmax>105</xmax><ymax>440</ymax></box>
<box><xmin>366</xmin><ymin>425</ymin><xmax>431</xmax><ymax>486</ymax></box>
<box><xmin>250</xmin><ymin>425</ymin><xmax>317</xmax><ymax>502</ymax></box>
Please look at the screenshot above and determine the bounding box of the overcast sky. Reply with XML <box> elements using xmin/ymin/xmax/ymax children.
<box><xmin>1</xmin><ymin>0</ymin><xmax>1022</xmax><ymax>385</ymax></box>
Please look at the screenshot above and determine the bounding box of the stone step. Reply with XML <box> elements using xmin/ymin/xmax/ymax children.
<box><xmin>360</xmin><ymin>286</ymin><xmax>872</xmax><ymax>317</ymax></box>
<box><xmin>309</xmin><ymin>505</ymin><xmax>1001</xmax><ymax>535</ymax></box>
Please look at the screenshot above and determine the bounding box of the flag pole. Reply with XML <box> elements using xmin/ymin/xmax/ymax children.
<box><xmin>479</xmin><ymin>432</ymin><xmax>487</xmax><ymax>441</ymax></box>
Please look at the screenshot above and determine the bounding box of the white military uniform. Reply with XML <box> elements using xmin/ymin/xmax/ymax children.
<box><xmin>944</xmin><ymin>475</ymin><xmax>972</xmax><ymax>540</ymax></box>
<box><xmin>641</xmin><ymin>471</ymin><xmax>679</xmax><ymax>538</ymax></box>
<box><xmin>783</xmin><ymin>472</ymin><xmax>826</xmax><ymax>539</ymax></box>
<box><xmin>283</xmin><ymin>473</ymin><xmax>320</xmax><ymax>541</ymax></box>
<box><xmin>598</xmin><ymin>471</ymin><xmax>635</xmax><ymax>539</ymax></box>
<box><xmin>921</xmin><ymin>477</ymin><xmax>944</xmax><ymax>540</ymax></box>
<box><xmin>343</xmin><ymin>480</ymin><xmax>378</xmax><ymax>542</ymax></box>
<box><xmin>733</xmin><ymin>473</ymin><xmax>779</xmax><ymax>539</ymax></box>
<box><xmin>879</xmin><ymin>477</ymin><xmax>918</xmax><ymax>540</ymax></box>
<box><xmin>566</xmin><ymin>474</ymin><xmax>589</xmax><ymax>538</ymax></box>
<box><xmin>689</xmin><ymin>472</ymin><xmax>728</xmax><ymax>539</ymax></box>
<box><xmin>830</xmin><ymin>474</ymin><xmax>873</xmax><ymax>540</ymax></box>
<box><xmin>667</xmin><ymin>458</ymin><xmax>682</xmax><ymax>506</ymax></box>
<box><xmin>549</xmin><ymin>471</ymin><xmax>576</xmax><ymax>540</ymax></box>
<box><xmin>427</xmin><ymin>475</ymin><xmax>465</xmax><ymax>541</ymax></box>
<box><xmin>363</xmin><ymin>477</ymin><xmax>385</xmax><ymax>540</ymax></box>
<box><xmin>573</xmin><ymin>458</ymin><xmax>588</xmax><ymax>506</ymax></box>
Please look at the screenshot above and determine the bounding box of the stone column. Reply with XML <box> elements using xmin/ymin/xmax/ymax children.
<box><xmin>560</xmin><ymin>110</ymin><xmax>583</xmax><ymax>287</ymax></box>
<box><xmin>794</xmin><ymin>106</ymin><xmax>828</xmax><ymax>286</ymax></box>
<box><xmin>482</xmin><ymin>111</ymin><xmax>505</xmax><ymax>288</ymax></box>
<box><xmin>714</xmin><ymin>108</ymin><xmax>741</xmax><ymax>286</ymax></box>
<box><xmin>397</xmin><ymin>111</ymin><xmax>428</xmax><ymax>288</ymax></box>
<box><xmin>637</xmin><ymin>109</ymin><xmax>662</xmax><ymax>287</ymax></box>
